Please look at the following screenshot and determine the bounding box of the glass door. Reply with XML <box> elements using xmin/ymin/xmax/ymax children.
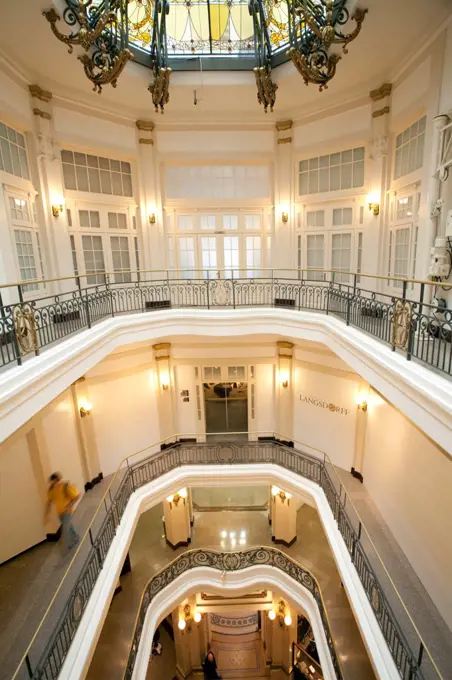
<box><xmin>203</xmin><ymin>381</ymin><xmax>248</xmax><ymax>433</ymax></box>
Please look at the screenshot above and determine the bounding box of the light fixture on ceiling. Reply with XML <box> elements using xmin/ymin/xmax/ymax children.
<box><xmin>43</xmin><ymin>0</ymin><xmax>367</xmax><ymax>114</ymax></box>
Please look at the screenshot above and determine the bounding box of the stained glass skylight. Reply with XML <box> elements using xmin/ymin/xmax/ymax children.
<box><xmin>126</xmin><ymin>0</ymin><xmax>291</xmax><ymax>57</ymax></box>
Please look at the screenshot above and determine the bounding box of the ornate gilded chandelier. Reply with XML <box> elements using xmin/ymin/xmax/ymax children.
<box><xmin>43</xmin><ymin>0</ymin><xmax>367</xmax><ymax>114</ymax></box>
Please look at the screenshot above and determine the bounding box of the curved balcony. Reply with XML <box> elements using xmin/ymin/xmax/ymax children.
<box><xmin>9</xmin><ymin>436</ymin><xmax>445</xmax><ymax>680</ymax></box>
<box><xmin>1</xmin><ymin>269</ymin><xmax>450</xmax><ymax>378</ymax></box>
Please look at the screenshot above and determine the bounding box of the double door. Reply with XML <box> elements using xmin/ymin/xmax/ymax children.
<box><xmin>203</xmin><ymin>382</ymin><xmax>248</xmax><ymax>433</ymax></box>
<box><xmin>177</xmin><ymin>234</ymin><xmax>262</xmax><ymax>279</ymax></box>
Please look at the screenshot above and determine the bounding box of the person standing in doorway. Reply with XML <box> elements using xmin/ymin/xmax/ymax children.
<box><xmin>203</xmin><ymin>651</ymin><xmax>221</xmax><ymax>679</ymax></box>
<box><xmin>44</xmin><ymin>473</ymin><xmax>80</xmax><ymax>550</ymax></box>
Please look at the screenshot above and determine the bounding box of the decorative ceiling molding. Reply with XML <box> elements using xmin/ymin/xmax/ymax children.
<box><xmin>369</xmin><ymin>83</ymin><xmax>392</xmax><ymax>102</ymax></box>
<box><xmin>276</xmin><ymin>120</ymin><xmax>293</xmax><ymax>131</ymax></box>
<box><xmin>29</xmin><ymin>84</ymin><xmax>52</xmax><ymax>102</ymax></box>
<box><xmin>277</xmin><ymin>137</ymin><xmax>292</xmax><ymax>145</ymax></box>
<box><xmin>139</xmin><ymin>138</ymin><xmax>154</xmax><ymax>145</ymax></box>
<box><xmin>372</xmin><ymin>106</ymin><xmax>390</xmax><ymax>119</ymax></box>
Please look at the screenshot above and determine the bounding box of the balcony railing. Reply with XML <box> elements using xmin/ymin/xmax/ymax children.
<box><xmin>123</xmin><ymin>547</ymin><xmax>342</xmax><ymax>680</ymax></box>
<box><xmin>0</xmin><ymin>268</ymin><xmax>450</xmax><ymax>377</ymax></box>
<box><xmin>10</xmin><ymin>435</ymin><xmax>444</xmax><ymax>680</ymax></box>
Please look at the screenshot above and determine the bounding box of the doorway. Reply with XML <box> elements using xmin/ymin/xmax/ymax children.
<box><xmin>203</xmin><ymin>382</ymin><xmax>248</xmax><ymax>433</ymax></box>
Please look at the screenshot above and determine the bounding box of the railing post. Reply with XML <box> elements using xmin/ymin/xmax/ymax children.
<box><xmin>89</xmin><ymin>527</ymin><xmax>103</xmax><ymax>569</ymax></box>
<box><xmin>25</xmin><ymin>654</ymin><xmax>33</xmax><ymax>679</ymax></box>
<box><xmin>346</xmin><ymin>286</ymin><xmax>351</xmax><ymax>326</ymax></box>
<box><xmin>17</xmin><ymin>284</ymin><xmax>24</xmax><ymax>304</ymax></box>
<box><xmin>417</xmin><ymin>642</ymin><xmax>424</xmax><ymax>668</ymax></box>
<box><xmin>85</xmin><ymin>288</ymin><xmax>92</xmax><ymax>329</ymax></box>
<box><xmin>206</xmin><ymin>278</ymin><xmax>210</xmax><ymax>309</ymax></box>
<box><xmin>232</xmin><ymin>278</ymin><xmax>236</xmax><ymax>309</ymax></box>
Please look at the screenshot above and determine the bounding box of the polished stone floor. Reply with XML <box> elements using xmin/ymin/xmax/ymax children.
<box><xmin>87</xmin><ymin>504</ymin><xmax>377</xmax><ymax>680</ymax></box>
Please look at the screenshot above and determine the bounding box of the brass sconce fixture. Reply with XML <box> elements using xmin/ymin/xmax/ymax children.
<box><xmin>281</xmin><ymin>379</ymin><xmax>289</xmax><ymax>389</ymax></box>
<box><xmin>367</xmin><ymin>193</ymin><xmax>380</xmax><ymax>216</ymax></box>
<box><xmin>79</xmin><ymin>398</ymin><xmax>92</xmax><ymax>418</ymax></box>
<box><xmin>271</xmin><ymin>486</ymin><xmax>292</xmax><ymax>505</ymax></box>
<box><xmin>52</xmin><ymin>204</ymin><xmax>64</xmax><ymax>217</ymax></box>
<box><xmin>166</xmin><ymin>487</ymin><xmax>188</xmax><ymax>508</ymax></box>
<box><xmin>178</xmin><ymin>604</ymin><xmax>202</xmax><ymax>632</ymax></box>
<box><xmin>268</xmin><ymin>599</ymin><xmax>292</xmax><ymax>627</ymax></box>
<box><xmin>149</xmin><ymin>213</ymin><xmax>156</xmax><ymax>224</ymax></box>
<box><xmin>357</xmin><ymin>400</ymin><xmax>368</xmax><ymax>412</ymax></box>
<box><xmin>281</xmin><ymin>211</ymin><xmax>288</xmax><ymax>223</ymax></box>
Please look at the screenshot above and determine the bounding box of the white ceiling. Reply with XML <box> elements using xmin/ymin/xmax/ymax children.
<box><xmin>1</xmin><ymin>0</ymin><xmax>451</xmax><ymax>124</ymax></box>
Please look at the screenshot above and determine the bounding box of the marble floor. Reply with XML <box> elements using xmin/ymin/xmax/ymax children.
<box><xmin>87</xmin><ymin>504</ymin><xmax>377</xmax><ymax>680</ymax></box>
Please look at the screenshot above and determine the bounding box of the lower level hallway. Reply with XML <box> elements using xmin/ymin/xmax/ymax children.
<box><xmin>210</xmin><ymin>631</ymin><xmax>268</xmax><ymax>679</ymax></box>
<box><xmin>87</xmin><ymin>504</ymin><xmax>377</xmax><ymax>680</ymax></box>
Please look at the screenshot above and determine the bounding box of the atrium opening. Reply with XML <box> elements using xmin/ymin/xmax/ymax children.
<box><xmin>1</xmin><ymin>2</ymin><xmax>452</xmax><ymax>680</ymax></box>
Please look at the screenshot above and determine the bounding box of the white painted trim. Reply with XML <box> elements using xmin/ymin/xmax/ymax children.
<box><xmin>130</xmin><ymin>566</ymin><xmax>337</xmax><ymax>680</ymax></box>
<box><xmin>1</xmin><ymin>309</ymin><xmax>451</xmax><ymax>456</ymax></box>
<box><xmin>59</xmin><ymin>465</ymin><xmax>400</xmax><ymax>680</ymax></box>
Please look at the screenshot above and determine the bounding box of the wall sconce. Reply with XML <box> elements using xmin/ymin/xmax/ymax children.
<box><xmin>281</xmin><ymin>211</ymin><xmax>288</xmax><ymax>223</ymax></box>
<box><xmin>178</xmin><ymin>604</ymin><xmax>202</xmax><ymax>633</ymax></box>
<box><xmin>166</xmin><ymin>487</ymin><xmax>188</xmax><ymax>508</ymax></box>
<box><xmin>355</xmin><ymin>391</ymin><xmax>368</xmax><ymax>412</ymax></box>
<box><xmin>281</xmin><ymin>379</ymin><xmax>289</xmax><ymax>389</ymax></box>
<box><xmin>159</xmin><ymin>369</ymin><xmax>170</xmax><ymax>391</ymax></box>
<box><xmin>271</xmin><ymin>486</ymin><xmax>292</xmax><ymax>504</ymax></box>
<box><xmin>79</xmin><ymin>398</ymin><xmax>92</xmax><ymax>418</ymax></box>
<box><xmin>149</xmin><ymin>213</ymin><xmax>156</xmax><ymax>224</ymax></box>
<box><xmin>280</xmin><ymin>369</ymin><xmax>290</xmax><ymax>389</ymax></box>
<box><xmin>52</xmin><ymin>204</ymin><xmax>64</xmax><ymax>217</ymax></box>
<box><xmin>366</xmin><ymin>193</ymin><xmax>380</xmax><ymax>216</ymax></box>
<box><xmin>268</xmin><ymin>600</ymin><xmax>292</xmax><ymax>627</ymax></box>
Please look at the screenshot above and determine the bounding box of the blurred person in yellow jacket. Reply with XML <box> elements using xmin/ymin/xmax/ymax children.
<box><xmin>45</xmin><ymin>472</ymin><xmax>80</xmax><ymax>550</ymax></box>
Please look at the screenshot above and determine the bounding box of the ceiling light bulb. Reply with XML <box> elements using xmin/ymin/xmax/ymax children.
<box><xmin>271</xmin><ymin>486</ymin><xmax>279</xmax><ymax>496</ymax></box>
<box><xmin>284</xmin><ymin>614</ymin><xmax>292</xmax><ymax>627</ymax></box>
<box><xmin>194</xmin><ymin>611</ymin><xmax>202</xmax><ymax>623</ymax></box>
<box><xmin>268</xmin><ymin>610</ymin><xmax>276</xmax><ymax>620</ymax></box>
<box><xmin>178</xmin><ymin>619</ymin><xmax>186</xmax><ymax>630</ymax></box>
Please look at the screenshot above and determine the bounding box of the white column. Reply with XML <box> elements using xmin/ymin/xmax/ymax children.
<box><xmin>163</xmin><ymin>488</ymin><xmax>191</xmax><ymax>549</ymax></box>
<box><xmin>424</xmin><ymin>114</ymin><xmax>450</xmax><ymax>256</ymax></box>
<box><xmin>153</xmin><ymin>342</ymin><xmax>176</xmax><ymax>441</ymax></box>
<box><xmin>28</xmin><ymin>85</ymin><xmax>73</xmax><ymax>294</ymax></box>
<box><xmin>276</xmin><ymin>341</ymin><xmax>294</xmax><ymax>440</ymax></box>
<box><xmin>135</xmin><ymin>120</ymin><xmax>165</xmax><ymax>277</ymax></box>
<box><xmin>273</xmin><ymin>120</ymin><xmax>295</xmax><ymax>277</ymax></box>
<box><xmin>364</xmin><ymin>84</ymin><xmax>392</xmax><ymax>291</ymax></box>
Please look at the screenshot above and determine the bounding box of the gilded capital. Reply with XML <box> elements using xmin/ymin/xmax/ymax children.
<box><xmin>276</xmin><ymin>119</ymin><xmax>293</xmax><ymax>132</ymax></box>
<box><xmin>32</xmin><ymin>108</ymin><xmax>52</xmax><ymax>120</ymax></box>
<box><xmin>136</xmin><ymin>119</ymin><xmax>155</xmax><ymax>132</ymax></box>
<box><xmin>29</xmin><ymin>84</ymin><xmax>52</xmax><ymax>102</ymax></box>
<box><xmin>369</xmin><ymin>83</ymin><xmax>392</xmax><ymax>102</ymax></box>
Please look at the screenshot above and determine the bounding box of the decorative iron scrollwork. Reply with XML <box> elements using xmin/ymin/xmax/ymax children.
<box><xmin>288</xmin><ymin>0</ymin><xmax>368</xmax><ymax>91</ymax></box>
<box><xmin>392</xmin><ymin>299</ymin><xmax>412</xmax><ymax>351</ymax></box>
<box><xmin>13</xmin><ymin>306</ymin><xmax>38</xmax><ymax>356</ymax></box>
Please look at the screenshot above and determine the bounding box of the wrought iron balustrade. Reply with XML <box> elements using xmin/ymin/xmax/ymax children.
<box><xmin>123</xmin><ymin>546</ymin><xmax>342</xmax><ymax>680</ymax></box>
<box><xmin>11</xmin><ymin>438</ymin><xmax>441</xmax><ymax>680</ymax></box>
<box><xmin>1</xmin><ymin>271</ymin><xmax>451</xmax><ymax>378</ymax></box>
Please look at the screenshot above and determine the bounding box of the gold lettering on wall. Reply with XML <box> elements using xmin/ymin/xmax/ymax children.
<box><xmin>299</xmin><ymin>395</ymin><xmax>349</xmax><ymax>416</ymax></box>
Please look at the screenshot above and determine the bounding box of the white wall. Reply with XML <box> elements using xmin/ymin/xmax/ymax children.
<box><xmin>88</xmin><ymin>368</ymin><xmax>160</xmax><ymax>476</ymax></box>
<box><xmin>0</xmin><ymin>434</ymin><xmax>46</xmax><ymax>563</ymax></box>
<box><xmin>293</xmin><ymin>362</ymin><xmax>359</xmax><ymax>470</ymax></box>
<box><xmin>255</xmin><ymin>363</ymin><xmax>276</xmax><ymax>435</ymax></box>
<box><xmin>40</xmin><ymin>391</ymin><xmax>85</xmax><ymax>495</ymax></box>
<box><xmin>363</xmin><ymin>396</ymin><xmax>452</xmax><ymax>630</ymax></box>
<box><xmin>174</xmin><ymin>364</ymin><xmax>198</xmax><ymax>435</ymax></box>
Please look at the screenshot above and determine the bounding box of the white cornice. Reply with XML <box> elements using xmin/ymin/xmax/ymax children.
<box><xmin>0</xmin><ymin>309</ymin><xmax>451</xmax><ymax>458</ymax></box>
